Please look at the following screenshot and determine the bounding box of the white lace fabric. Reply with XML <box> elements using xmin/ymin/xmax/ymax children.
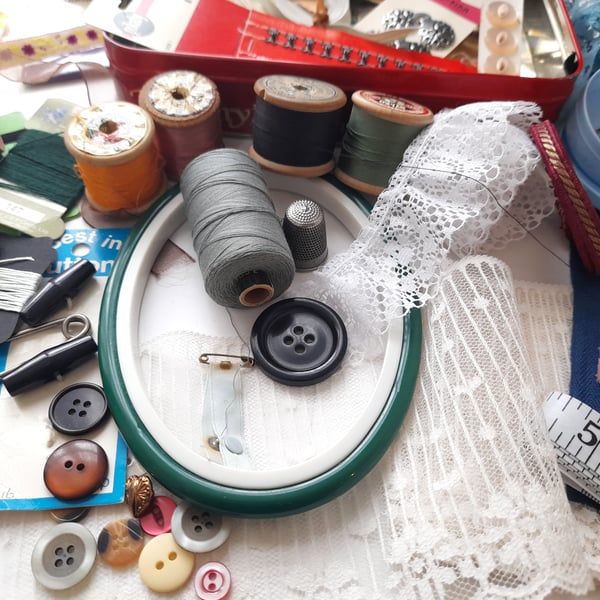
<box><xmin>139</xmin><ymin>330</ymin><xmax>383</xmax><ymax>471</ymax></box>
<box><xmin>2</xmin><ymin>261</ymin><xmax>599</xmax><ymax>600</ymax></box>
<box><xmin>4</xmin><ymin>101</ymin><xmax>600</xmax><ymax>599</ymax></box>
<box><xmin>137</xmin><ymin>260</ymin><xmax>597</xmax><ymax>600</ymax></box>
<box><xmin>306</xmin><ymin>101</ymin><xmax>556</xmax><ymax>339</ymax></box>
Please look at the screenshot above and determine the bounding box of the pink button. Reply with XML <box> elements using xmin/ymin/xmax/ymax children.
<box><xmin>194</xmin><ymin>562</ymin><xmax>232</xmax><ymax>600</ymax></box>
<box><xmin>139</xmin><ymin>495</ymin><xmax>177</xmax><ymax>536</ymax></box>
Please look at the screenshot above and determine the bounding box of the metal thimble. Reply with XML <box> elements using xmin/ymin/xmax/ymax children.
<box><xmin>282</xmin><ymin>199</ymin><xmax>328</xmax><ymax>271</ymax></box>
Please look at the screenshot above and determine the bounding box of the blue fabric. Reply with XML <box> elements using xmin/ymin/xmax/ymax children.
<box><xmin>569</xmin><ymin>245</ymin><xmax>600</xmax><ymax>412</ymax></box>
<box><xmin>567</xmin><ymin>244</ymin><xmax>600</xmax><ymax>506</ymax></box>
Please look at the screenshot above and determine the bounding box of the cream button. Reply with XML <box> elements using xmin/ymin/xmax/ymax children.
<box><xmin>486</xmin><ymin>1</ymin><xmax>518</xmax><ymax>28</ymax></box>
<box><xmin>171</xmin><ymin>502</ymin><xmax>231</xmax><ymax>553</ymax></box>
<box><xmin>484</xmin><ymin>27</ymin><xmax>519</xmax><ymax>56</ymax></box>
<box><xmin>138</xmin><ymin>532</ymin><xmax>195</xmax><ymax>592</ymax></box>
<box><xmin>31</xmin><ymin>522</ymin><xmax>96</xmax><ymax>590</ymax></box>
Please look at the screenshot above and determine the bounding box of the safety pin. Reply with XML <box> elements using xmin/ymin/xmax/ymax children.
<box><xmin>0</xmin><ymin>313</ymin><xmax>97</xmax><ymax>396</ymax></box>
<box><xmin>199</xmin><ymin>353</ymin><xmax>255</xmax><ymax>368</ymax></box>
<box><xmin>7</xmin><ymin>313</ymin><xmax>91</xmax><ymax>344</ymax></box>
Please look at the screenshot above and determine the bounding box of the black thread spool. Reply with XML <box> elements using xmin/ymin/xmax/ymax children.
<box><xmin>249</xmin><ymin>74</ymin><xmax>347</xmax><ymax>177</ymax></box>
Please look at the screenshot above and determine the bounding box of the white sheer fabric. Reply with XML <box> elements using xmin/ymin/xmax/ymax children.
<box><xmin>2</xmin><ymin>262</ymin><xmax>599</xmax><ymax>600</ymax></box>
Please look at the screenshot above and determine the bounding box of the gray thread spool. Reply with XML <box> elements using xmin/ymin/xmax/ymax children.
<box><xmin>180</xmin><ymin>148</ymin><xmax>295</xmax><ymax>308</ymax></box>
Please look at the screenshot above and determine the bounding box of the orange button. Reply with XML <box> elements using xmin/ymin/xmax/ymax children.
<box><xmin>43</xmin><ymin>439</ymin><xmax>108</xmax><ymax>501</ymax></box>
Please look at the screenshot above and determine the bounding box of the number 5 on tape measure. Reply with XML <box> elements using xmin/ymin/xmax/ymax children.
<box><xmin>544</xmin><ymin>391</ymin><xmax>600</xmax><ymax>504</ymax></box>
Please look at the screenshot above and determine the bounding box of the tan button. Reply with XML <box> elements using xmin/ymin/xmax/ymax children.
<box><xmin>43</xmin><ymin>439</ymin><xmax>108</xmax><ymax>501</ymax></box>
<box><xmin>486</xmin><ymin>1</ymin><xmax>518</xmax><ymax>28</ymax></box>
<box><xmin>484</xmin><ymin>27</ymin><xmax>519</xmax><ymax>56</ymax></box>
<box><xmin>97</xmin><ymin>518</ymin><xmax>144</xmax><ymax>567</ymax></box>
<box><xmin>138</xmin><ymin>532</ymin><xmax>195</xmax><ymax>593</ymax></box>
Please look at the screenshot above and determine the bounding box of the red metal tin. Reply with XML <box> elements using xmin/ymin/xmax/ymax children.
<box><xmin>104</xmin><ymin>0</ymin><xmax>582</xmax><ymax>135</ymax></box>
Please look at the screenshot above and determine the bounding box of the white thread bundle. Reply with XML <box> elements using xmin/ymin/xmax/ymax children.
<box><xmin>0</xmin><ymin>266</ymin><xmax>41</xmax><ymax>312</ymax></box>
<box><xmin>180</xmin><ymin>148</ymin><xmax>295</xmax><ymax>308</ymax></box>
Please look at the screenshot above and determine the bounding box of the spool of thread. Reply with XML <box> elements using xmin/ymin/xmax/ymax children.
<box><xmin>335</xmin><ymin>91</ymin><xmax>434</xmax><ymax>196</ymax></box>
<box><xmin>64</xmin><ymin>101</ymin><xmax>166</xmax><ymax>214</ymax></box>
<box><xmin>249</xmin><ymin>74</ymin><xmax>347</xmax><ymax>177</ymax></box>
<box><xmin>138</xmin><ymin>70</ymin><xmax>224</xmax><ymax>181</ymax></box>
<box><xmin>180</xmin><ymin>148</ymin><xmax>295</xmax><ymax>308</ymax></box>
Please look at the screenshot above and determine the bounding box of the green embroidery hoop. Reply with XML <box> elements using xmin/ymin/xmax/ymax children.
<box><xmin>99</xmin><ymin>172</ymin><xmax>421</xmax><ymax>518</ymax></box>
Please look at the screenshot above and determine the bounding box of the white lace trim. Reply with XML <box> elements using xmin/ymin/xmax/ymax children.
<box><xmin>301</xmin><ymin>102</ymin><xmax>556</xmax><ymax>339</ymax></box>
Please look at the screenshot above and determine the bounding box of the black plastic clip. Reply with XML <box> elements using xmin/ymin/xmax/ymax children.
<box><xmin>0</xmin><ymin>314</ymin><xmax>97</xmax><ymax>396</ymax></box>
<box><xmin>20</xmin><ymin>259</ymin><xmax>96</xmax><ymax>326</ymax></box>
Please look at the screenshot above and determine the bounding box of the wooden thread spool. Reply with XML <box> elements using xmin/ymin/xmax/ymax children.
<box><xmin>138</xmin><ymin>70</ymin><xmax>224</xmax><ymax>181</ymax></box>
<box><xmin>335</xmin><ymin>91</ymin><xmax>434</xmax><ymax>196</ymax></box>
<box><xmin>64</xmin><ymin>101</ymin><xmax>166</xmax><ymax>214</ymax></box>
<box><xmin>249</xmin><ymin>74</ymin><xmax>347</xmax><ymax>177</ymax></box>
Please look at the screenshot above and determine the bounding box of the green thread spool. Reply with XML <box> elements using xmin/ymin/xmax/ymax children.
<box><xmin>335</xmin><ymin>91</ymin><xmax>434</xmax><ymax>196</ymax></box>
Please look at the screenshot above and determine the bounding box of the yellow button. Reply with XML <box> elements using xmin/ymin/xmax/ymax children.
<box><xmin>138</xmin><ymin>533</ymin><xmax>195</xmax><ymax>592</ymax></box>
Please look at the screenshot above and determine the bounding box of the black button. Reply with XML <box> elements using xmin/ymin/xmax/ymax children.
<box><xmin>49</xmin><ymin>383</ymin><xmax>109</xmax><ymax>435</ymax></box>
<box><xmin>250</xmin><ymin>297</ymin><xmax>347</xmax><ymax>386</ymax></box>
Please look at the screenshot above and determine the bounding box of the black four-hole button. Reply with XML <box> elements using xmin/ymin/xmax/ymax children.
<box><xmin>250</xmin><ymin>297</ymin><xmax>347</xmax><ymax>386</ymax></box>
<box><xmin>48</xmin><ymin>382</ymin><xmax>109</xmax><ymax>435</ymax></box>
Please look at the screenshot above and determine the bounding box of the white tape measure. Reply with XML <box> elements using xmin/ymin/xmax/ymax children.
<box><xmin>544</xmin><ymin>391</ymin><xmax>600</xmax><ymax>504</ymax></box>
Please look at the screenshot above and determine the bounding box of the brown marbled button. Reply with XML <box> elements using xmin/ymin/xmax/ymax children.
<box><xmin>43</xmin><ymin>439</ymin><xmax>108</xmax><ymax>501</ymax></box>
<box><xmin>97</xmin><ymin>518</ymin><xmax>144</xmax><ymax>567</ymax></box>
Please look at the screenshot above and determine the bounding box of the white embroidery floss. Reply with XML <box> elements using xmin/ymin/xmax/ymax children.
<box><xmin>139</xmin><ymin>70</ymin><xmax>224</xmax><ymax>181</ymax></box>
<box><xmin>0</xmin><ymin>258</ymin><xmax>41</xmax><ymax>313</ymax></box>
<box><xmin>180</xmin><ymin>148</ymin><xmax>295</xmax><ymax>308</ymax></box>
